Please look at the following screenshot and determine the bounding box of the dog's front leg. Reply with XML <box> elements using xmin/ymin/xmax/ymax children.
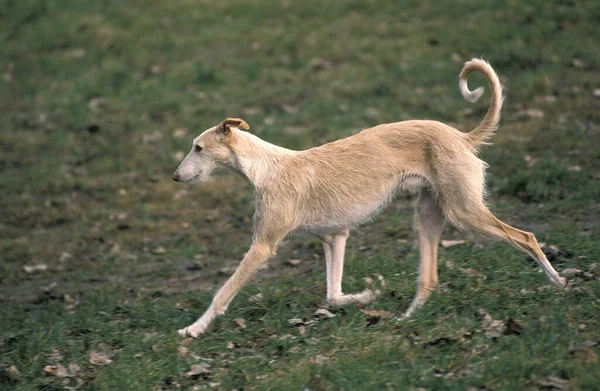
<box><xmin>178</xmin><ymin>242</ymin><xmax>275</xmax><ymax>338</ymax></box>
<box><xmin>323</xmin><ymin>230</ymin><xmax>380</xmax><ymax>307</ymax></box>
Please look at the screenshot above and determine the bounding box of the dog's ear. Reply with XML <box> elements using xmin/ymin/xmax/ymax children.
<box><xmin>217</xmin><ymin>117</ymin><xmax>250</xmax><ymax>136</ymax></box>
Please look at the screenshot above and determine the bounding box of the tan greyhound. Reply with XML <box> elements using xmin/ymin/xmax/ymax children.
<box><xmin>172</xmin><ymin>59</ymin><xmax>567</xmax><ymax>338</ymax></box>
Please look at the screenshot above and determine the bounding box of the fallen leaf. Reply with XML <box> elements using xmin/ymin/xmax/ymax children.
<box><xmin>6</xmin><ymin>365</ymin><xmax>21</xmax><ymax>381</ymax></box>
<box><xmin>441</xmin><ymin>240</ymin><xmax>466</xmax><ymax>248</ymax></box>
<box><xmin>88</xmin><ymin>98</ymin><xmax>106</xmax><ymax>110</ymax></box>
<box><xmin>478</xmin><ymin>309</ymin><xmax>506</xmax><ymax>338</ymax></box>
<box><xmin>178</xmin><ymin>346</ymin><xmax>188</xmax><ymax>357</ymax></box>
<box><xmin>67</xmin><ymin>363</ymin><xmax>80</xmax><ymax>377</ymax></box>
<box><xmin>89</xmin><ymin>345</ymin><xmax>113</xmax><ymax>366</ymax></box>
<box><xmin>23</xmin><ymin>264</ymin><xmax>48</xmax><ymax>273</ymax></box>
<box><xmin>234</xmin><ymin>318</ymin><xmax>247</xmax><ymax>329</ymax></box>
<box><xmin>569</xmin><ymin>340</ymin><xmax>598</xmax><ymax>363</ymax></box>
<box><xmin>59</xmin><ymin>252</ymin><xmax>73</xmax><ymax>262</ymax></box>
<box><xmin>360</xmin><ymin>308</ymin><xmax>393</xmax><ymax>320</ymax></box>
<box><xmin>180</xmin><ymin>337</ymin><xmax>194</xmax><ymax>347</ymax></box>
<box><xmin>248</xmin><ymin>293</ymin><xmax>263</xmax><ymax>303</ymax></box>
<box><xmin>153</xmin><ymin>246</ymin><xmax>166</xmax><ymax>254</ymax></box>
<box><xmin>109</xmin><ymin>244</ymin><xmax>121</xmax><ymax>256</ymax></box>
<box><xmin>314</xmin><ymin>355</ymin><xmax>329</xmax><ymax>365</ymax></box>
<box><xmin>288</xmin><ymin>259</ymin><xmax>301</xmax><ymax>266</ymax></box>
<box><xmin>288</xmin><ymin>318</ymin><xmax>305</xmax><ymax>326</ymax></box>
<box><xmin>43</xmin><ymin>364</ymin><xmax>69</xmax><ymax>377</ymax></box>
<box><xmin>309</xmin><ymin>57</ymin><xmax>333</xmax><ymax>71</ymax></box>
<box><xmin>536</xmin><ymin>376</ymin><xmax>570</xmax><ymax>389</ymax></box>
<box><xmin>360</xmin><ymin>308</ymin><xmax>393</xmax><ymax>326</ymax></box>
<box><xmin>175</xmin><ymin>298</ymin><xmax>201</xmax><ymax>310</ymax></box>
<box><xmin>186</xmin><ymin>363</ymin><xmax>211</xmax><ymax>378</ymax></box>
<box><xmin>571</xmin><ymin>347</ymin><xmax>598</xmax><ymax>363</ymax></box>
<box><xmin>298</xmin><ymin>325</ymin><xmax>306</xmax><ymax>336</ymax></box>
<box><xmin>313</xmin><ymin>308</ymin><xmax>336</xmax><ymax>319</ymax></box>
<box><xmin>561</xmin><ymin>268</ymin><xmax>582</xmax><ymax>278</ymax></box>
<box><xmin>459</xmin><ymin>268</ymin><xmax>478</xmax><ymax>277</ymax></box>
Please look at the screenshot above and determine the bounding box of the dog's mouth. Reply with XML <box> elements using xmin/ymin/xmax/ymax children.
<box><xmin>187</xmin><ymin>174</ymin><xmax>202</xmax><ymax>184</ymax></box>
<box><xmin>173</xmin><ymin>172</ymin><xmax>201</xmax><ymax>183</ymax></box>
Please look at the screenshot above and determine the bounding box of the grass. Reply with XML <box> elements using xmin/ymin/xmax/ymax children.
<box><xmin>1</xmin><ymin>0</ymin><xmax>599</xmax><ymax>389</ymax></box>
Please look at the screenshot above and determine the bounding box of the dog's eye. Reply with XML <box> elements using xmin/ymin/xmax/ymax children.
<box><xmin>194</xmin><ymin>145</ymin><xmax>203</xmax><ymax>152</ymax></box>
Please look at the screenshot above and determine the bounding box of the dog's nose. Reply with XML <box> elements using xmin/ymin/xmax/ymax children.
<box><xmin>172</xmin><ymin>173</ymin><xmax>180</xmax><ymax>182</ymax></box>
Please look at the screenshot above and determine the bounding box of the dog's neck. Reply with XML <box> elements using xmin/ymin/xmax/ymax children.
<box><xmin>229</xmin><ymin>130</ymin><xmax>297</xmax><ymax>189</ymax></box>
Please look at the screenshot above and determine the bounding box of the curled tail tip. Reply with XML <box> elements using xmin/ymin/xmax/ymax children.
<box><xmin>462</xmin><ymin>86</ymin><xmax>484</xmax><ymax>103</ymax></box>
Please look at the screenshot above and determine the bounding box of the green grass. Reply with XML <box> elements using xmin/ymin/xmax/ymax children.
<box><xmin>1</xmin><ymin>0</ymin><xmax>599</xmax><ymax>389</ymax></box>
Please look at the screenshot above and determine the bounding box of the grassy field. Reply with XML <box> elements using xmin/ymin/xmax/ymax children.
<box><xmin>1</xmin><ymin>0</ymin><xmax>600</xmax><ymax>389</ymax></box>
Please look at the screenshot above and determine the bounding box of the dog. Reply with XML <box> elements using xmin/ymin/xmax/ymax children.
<box><xmin>172</xmin><ymin>59</ymin><xmax>567</xmax><ymax>338</ymax></box>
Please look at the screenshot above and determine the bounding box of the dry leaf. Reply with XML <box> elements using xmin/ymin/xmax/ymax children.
<box><xmin>43</xmin><ymin>364</ymin><xmax>69</xmax><ymax>377</ymax></box>
<box><xmin>186</xmin><ymin>363</ymin><xmax>211</xmax><ymax>377</ymax></box>
<box><xmin>459</xmin><ymin>268</ymin><xmax>478</xmax><ymax>277</ymax></box>
<box><xmin>569</xmin><ymin>340</ymin><xmax>598</xmax><ymax>363</ymax></box>
<box><xmin>536</xmin><ymin>376</ymin><xmax>571</xmax><ymax>389</ymax></box>
<box><xmin>314</xmin><ymin>355</ymin><xmax>329</xmax><ymax>365</ymax></box>
<box><xmin>89</xmin><ymin>345</ymin><xmax>113</xmax><ymax>366</ymax></box>
<box><xmin>23</xmin><ymin>264</ymin><xmax>47</xmax><ymax>273</ymax></box>
<box><xmin>479</xmin><ymin>309</ymin><xmax>506</xmax><ymax>338</ymax></box>
<box><xmin>298</xmin><ymin>325</ymin><xmax>306</xmax><ymax>336</ymax></box>
<box><xmin>153</xmin><ymin>246</ymin><xmax>166</xmax><ymax>254</ymax></box>
<box><xmin>67</xmin><ymin>363</ymin><xmax>80</xmax><ymax>377</ymax></box>
<box><xmin>6</xmin><ymin>365</ymin><xmax>21</xmax><ymax>381</ymax></box>
<box><xmin>288</xmin><ymin>318</ymin><xmax>305</xmax><ymax>326</ymax></box>
<box><xmin>234</xmin><ymin>318</ymin><xmax>247</xmax><ymax>329</ymax></box>
<box><xmin>359</xmin><ymin>308</ymin><xmax>393</xmax><ymax>320</ymax></box>
<box><xmin>571</xmin><ymin>347</ymin><xmax>598</xmax><ymax>363</ymax></box>
<box><xmin>313</xmin><ymin>308</ymin><xmax>336</xmax><ymax>319</ymax></box>
<box><xmin>360</xmin><ymin>308</ymin><xmax>393</xmax><ymax>326</ymax></box>
<box><xmin>59</xmin><ymin>252</ymin><xmax>73</xmax><ymax>262</ymax></box>
<box><xmin>441</xmin><ymin>240</ymin><xmax>466</xmax><ymax>248</ymax></box>
<box><xmin>288</xmin><ymin>259</ymin><xmax>301</xmax><ymax>266</ymax></box>
<box><xmin>309</xmin><ymin>57</ymin><xmax>333</xmax><ymax>71</ymax></box>
<box><xmin>248</xmin><ymin>293</ymin><xmax>263</xmax><ymax>303</ymax></box>
<box><xmin>561</xmin><ymin>268</ymin><xmax>582</xmax><ymax>279</ymax></box>
<box><xmin>180</xmin><ymin>337</ymin><xmax>194</xmax><ymax>347</ymax></box>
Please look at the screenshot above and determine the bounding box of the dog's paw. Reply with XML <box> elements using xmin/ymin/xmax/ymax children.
<box><xmin>177</xmin><ymin>325</ymin><xmax>207</xmax><ymax>339</ymax></box>
<box><xmin>554</xmin><ymin>275</ymin><xmax>569</xmax><ymax>291</ymax></box>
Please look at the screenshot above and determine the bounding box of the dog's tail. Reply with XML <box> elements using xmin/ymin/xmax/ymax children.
<box><xmin>459</xmin><ymin>58</ymin><xmax>503</xmax><ymax>148</ymax></box>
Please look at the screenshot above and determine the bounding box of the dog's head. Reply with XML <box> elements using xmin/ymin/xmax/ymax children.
<box><xmin>172</xmin><ymin>118</ymin><xmax>250</xmax><ymax>183</ymax></box>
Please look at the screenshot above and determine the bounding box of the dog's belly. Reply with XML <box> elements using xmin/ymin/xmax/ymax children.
<box><xmin>296</xmin><ymin>175</ymin><xmax>427</xmax><ymax>234</ymax></box>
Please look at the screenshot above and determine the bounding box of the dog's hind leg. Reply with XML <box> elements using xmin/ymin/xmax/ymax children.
<box><xmin>457</xmin><ymin>207</ymin><xmax>567</xmax><ymax>289</ymax></box>
<box><xmin>403</xmin><ymin>188</ymin><xmax>446</xmax><ymax>318</ymax></box>
<box><xmin>178</xmin><ymin>240</ymin><xmax>278</xmax><ymax>338</ymax></box>
<box><xmin>323</xmin><ymin>230</ymin><xmax>380</xmax><ymax>307</ymax></box>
